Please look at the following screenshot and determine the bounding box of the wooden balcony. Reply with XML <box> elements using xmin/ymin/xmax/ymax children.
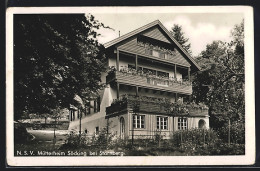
<box><xmin>106</xmin><ymin>99</ymin><xmax>167</xmax><ymax>116</ymax></box>
<box><xmin>106</xmin><ymin>95</ymin><xmax>208</xmax><ymax>117</ymax></box>
<box><xmin>106</xmin><ymin>71</ymin><xmax>192</xmax><ymax>95</ymax></box>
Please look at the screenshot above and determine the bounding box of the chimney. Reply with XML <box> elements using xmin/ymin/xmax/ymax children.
<box><xmin>119</xmin><ymin>30</ymin><xmax>120</xmax><ymax>37</ymax></box>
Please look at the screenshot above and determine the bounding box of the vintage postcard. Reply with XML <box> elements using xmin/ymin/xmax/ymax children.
<box><xmin>6</xmin><ymin>6</ymin><xmax>255</xmax><ymax>166</ymax></box>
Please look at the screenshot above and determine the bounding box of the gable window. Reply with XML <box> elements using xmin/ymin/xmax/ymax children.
<box><xmin>157</xmin><ymin>116</ymin><xmax>168</xmax><ymax>130</ymax></box>
<box><xmin>133</xmin><ymin>115</ymin><xmax>145</xmax><ymax>129</ymax></box>
<box><xmin>146</xmin><ymin>49</ymin><xmax>166</xmax><ymax>59</ymax></box>
<box><xmin>178</xmin><ymin>117</ymin><xmax>187</xmax><ymax>130</ymax></box>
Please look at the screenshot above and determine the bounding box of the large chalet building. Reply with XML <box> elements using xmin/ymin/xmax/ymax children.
<box><xmin>68</xmin><ymin>20</ymin><xmax>209</xmax><ymax>139</ymax></box>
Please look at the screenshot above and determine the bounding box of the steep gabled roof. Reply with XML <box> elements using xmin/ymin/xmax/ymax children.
<box><xmin>104</xmin><ymin>20</ymin><xmax>201</xmax><ymax>71</ymax></box>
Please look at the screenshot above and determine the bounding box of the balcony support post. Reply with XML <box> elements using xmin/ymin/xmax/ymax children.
<box><xmin>116</xmin><ymin>49</ymin><xmax>119</xmax><ymax>71</ymax></box>
<box><xmin>188</xmin><ymin>67</ymin><xmax>191</xmax><ymax>82</ymax></box>
<box><xmin>174</xmin><ymin>64</ymin><xmax>177</xmax><ymax>80</ymax></box>
<box><xmin>175</xmin><ymin>93</ymin><xmax>178</xmax><ymax>102</ymax></box>
<box><xmin>135</xmin><ymin>54</ymin><xmax>138</xmax><ymax>70</ymax></box>
<box><xmin>136</xmin><ymin>86</ymin><xmax>139</xmax><ymax>96</ymax></box>
<box><xmin>117</xmin><ymin>83</ymin><xmax>120</xmax><ymax>99</ymax></box>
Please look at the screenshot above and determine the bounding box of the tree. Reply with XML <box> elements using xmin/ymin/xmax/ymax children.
<box><xmin>192</xmin><ymin>20</ymin><xmax>244</xmax><ymax>128</ymax></box>
<box><xmin>170</xmin><ymin>24</ymin><xmax>192</xmax><ymax>55</ymax></box>
<box><xmin>14</xmin><ymin>14</ymin><xmax>109</xmax><ymax>120</ymax></box>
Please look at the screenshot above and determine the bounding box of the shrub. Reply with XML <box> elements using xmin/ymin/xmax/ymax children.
<box><xmin>154</xmin><ymin>131</ymin><xmax>164</xmax><ymax>147</ymax></box>
<box><xmin>91</xmin><ymin>126</ymin><xmax>115</xmax><ymax>150</ymax></box>
<box><xmin>61</xmin><ymin>130</ymin><xmax>90</xmax><ymax>149</ymax></box>
<box><xmin>171</xmin><ymin>128</ymin><xmax>219</xmax><ymax>148</ymax></box>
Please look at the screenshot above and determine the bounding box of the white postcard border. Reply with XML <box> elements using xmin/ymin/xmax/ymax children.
<box><xmin>6</xmin><ymin>6</ymin><xmax>255</xmax><ymax>166</ymax></box>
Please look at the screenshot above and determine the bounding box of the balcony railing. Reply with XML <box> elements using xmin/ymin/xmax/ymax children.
<box><xmin>106</xmin><ymin>95</ymin><xmax>209</xmax><ymax>117</ymax></box>
<box><xmin>106</xmin><ymin>68</ymin><xmax>192</xmax><ymax>95</ymax></box>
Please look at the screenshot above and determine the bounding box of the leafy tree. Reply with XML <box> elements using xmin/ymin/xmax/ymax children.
<box><xmin>170</xmin><ymin>24</ymin><xmax>192</xmax><ymax>55</ymax></box>
<box><xmin>192</xmin><ymin>20</ymin><xmax>244</xmax><ymax>128</ymax></box>
<box><xmin>14</xmin><ymin>14</ymin><xmax>109</xmax><ymax>120</ymax></box>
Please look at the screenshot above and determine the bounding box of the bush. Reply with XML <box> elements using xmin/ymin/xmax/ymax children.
<box><xmin>154</xmin><ymin>131</ymin><xmax>164</xmax><ymax>147</ymax></box>
<box><xmin>60</xmin><ymin>130</ymin><xmax>90</xmax><ymax>149</ymax></box>
<box><xmin>170</xmin><ymin>128</ymin><xmax>245</xmax><ymax>155</ymax></box>
<box><xmin>171</xmin><ymin>128</ymin><xmax>219</xmax><ymax>148</ymax></box>
<box><xmin>91</xmin><ymin>126</ymin><xmax>115</xmax><ymax>150</ymax></box>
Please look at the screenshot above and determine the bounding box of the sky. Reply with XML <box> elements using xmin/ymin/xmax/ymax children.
<box><xmin>91</xmin><ymin>12</ymin><xmax>243</xmax><ymax>57</ymax></box>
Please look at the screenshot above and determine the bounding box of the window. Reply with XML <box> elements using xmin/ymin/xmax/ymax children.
<box><xmin>97</xmin><ymin>97</ymin><xmax>101</xmax><ymax>112</ymax></box>
<box><xmin>133</xmin><ymin>115</ymin><xmax>145</xmax><ymax>129</ymax></box>
<box><xmin>70</xmin><ymin>110</ymin><xmax>75</xmax><ymax>121</ymax></box>
<box><xmin>178</xmin><ymin>117</ymin><xmax>187</xmax><ymax>130</ymax></box>
<box><xmin>95</xmin><ymin>126</ymin><xmax>99</xmax><ymax>134</ymax></box>
<box><xmin>157</xmin><ymin>116</ymin><xmax>168</xmax><ymax>130</ymax></box>
<box><xmin>94</xmin><ymin>100</ymin><xmax>97</xmax><ymax>113</ymax></box>
<box><xmin>146</xmin><ymin>49</ymin><xmax>165</xmax><ymax>59</ymax></box>
<box><xmin>85</xmin><ymin>101</ymin><xmax>91</xmax><ymax>115</ymax></box>
<box><xmin>94</xmin><ymin>97</ymin><xmax>100</xmax><ymax>113</ymax></box>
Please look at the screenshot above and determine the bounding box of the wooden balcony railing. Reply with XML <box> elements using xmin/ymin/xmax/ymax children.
<box><xmin>106</xmin><ymin>95</ymin><xmax>209</xmax><ymax>117</ymax></box>
<box><xmin>106</xmin><ymin>70</ymin><xmax>192</xmax><ymax>95</ymax></box>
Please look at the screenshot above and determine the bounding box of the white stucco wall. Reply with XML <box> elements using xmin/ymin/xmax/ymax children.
<box><xmin>68</xmin><ymin>84</ymin><xmax>114</xmax><ymax>135</ymax></box>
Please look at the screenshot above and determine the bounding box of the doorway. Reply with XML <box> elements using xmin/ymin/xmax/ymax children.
<box><xmin>198</xmin><ymin>119</ymin><xmax>206</xmax><ymax>129</ymax></box>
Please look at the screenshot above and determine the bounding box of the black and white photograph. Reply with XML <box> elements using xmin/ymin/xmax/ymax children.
<box><xmin>6</xmin><ymin>6</ymin><xmax>255</xmax><ymax>166</ymax></box>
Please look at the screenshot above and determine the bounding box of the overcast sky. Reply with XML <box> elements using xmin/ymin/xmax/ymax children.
<box><xmin>91</xmin><ymin>12</ymin><xmax>243</xmax><ymax>57</ymax></box>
